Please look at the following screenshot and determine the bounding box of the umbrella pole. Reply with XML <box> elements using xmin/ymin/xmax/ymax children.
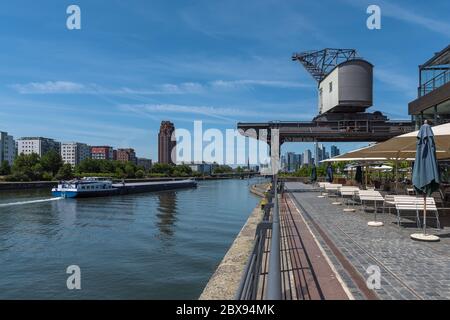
<box><xmin>395</xmin><ymin>158</ymin><xmax>399</xmax><ymax>192</ymax></box>
<box><xmin>374</xmin><ymin>199</ymin><xmax>377</xmax><ymax>222</ymax></box>
<box><xmin>365</xmin><ymin>163</ymin><xmax>368</xmax><ymax>189</ymax></box>
<box><xmin>423</xmin><ymin>193</ymin><xmax>427</xmax><ymax>236</ymax></box>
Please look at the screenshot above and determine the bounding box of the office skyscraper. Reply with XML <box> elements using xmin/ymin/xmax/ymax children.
<box><xmin>331</xmin><ymin>145</ymin><xmax>340</xmax><ymax>158</ymax></box>
<box><xmin>303</xmin><ymin>149</ymin><xmax>312</xmax><ymax>166</ymax></box>
<box><xmin>158</xmin><ymin>121</ymin><xmax>176</xmax><ymax>165</ymax></box>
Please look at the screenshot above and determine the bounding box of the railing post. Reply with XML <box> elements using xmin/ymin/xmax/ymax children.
<box><xmin>266</xmin><ymin>175</ymin><xmax>282</xmax><ymax>300</ymax></box>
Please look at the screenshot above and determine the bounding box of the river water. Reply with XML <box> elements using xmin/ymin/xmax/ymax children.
<box><xmin>0</xmin><ymin>178</ymin><xmax>264</xmax><ymax>299</ymax></box>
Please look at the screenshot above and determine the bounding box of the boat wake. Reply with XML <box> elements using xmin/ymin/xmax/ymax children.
<box><xmin>0</xmin><ymin>197</ymin><xmax>63</xmax><ymax>208</ymax></box>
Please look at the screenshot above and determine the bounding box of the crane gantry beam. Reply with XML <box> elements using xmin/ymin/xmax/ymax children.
<box><xmin>292</xmin><ymin>48</ymin><xmax>359</xmax><ymax>83</ymax></box>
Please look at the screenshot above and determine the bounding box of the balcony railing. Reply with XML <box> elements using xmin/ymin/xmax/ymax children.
<box><xmin>419</xmin><ymin>69</ymin><xmax>450</xmax><ymax>97</ymax></box>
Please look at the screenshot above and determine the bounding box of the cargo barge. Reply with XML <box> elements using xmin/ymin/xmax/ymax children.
<box><xmin>52</xmin><ymin>177</ymin><xmax>197</xmax><ymax>198</ymax></box>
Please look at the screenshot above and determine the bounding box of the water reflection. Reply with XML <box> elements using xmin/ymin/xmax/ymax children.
<box><xmin>0</xmin><ymin>179</ymin><xmax>263</xmax><ymax>299</ymax></box>
<box><xmin>55</xmin><ymin>198</ymin><xmax>78</xmax><ymax>228</ymax></box>
<box><xmin>156</xmin><ymin>191</ymin><xmax>178</xmax><ymax>237</ymax></box>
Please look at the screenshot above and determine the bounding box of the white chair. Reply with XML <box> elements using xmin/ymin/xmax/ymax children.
<box><xmin>317</xmin><ymin>182</ymin><xmax>331</xmax><ymax>197</ymax></box>
<box><xmin>339</xmin><ymin>186</ymin><xmax>360</xmax><ymax>211</ymax></box>
<box><xmin>324</xmin><ymin>184</ymin><xmax>342</xmax><ymax>198</ymax></box>
<box><xmin>393</xmin><ymin>196</ymin><xmax>440</xmax><ymax>229</ymax></box>
<box><xmin>358</xmin><ymin>190</ymin><xmax>385</xmax><ymax>212</ymax></box>
<box><xmin>339</xmin><ymin>186</ymin><xmax>360</xmax><ymax>203</ymax></box>
<box><xmin>318</xmin><ymin>182</ymin><xmax>330</xmax><ymax>188</ymax></box>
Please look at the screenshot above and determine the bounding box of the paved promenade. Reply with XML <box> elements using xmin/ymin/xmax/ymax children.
<box><xmin>285</xmin><ymin>182</ymin><xmax>450</xmax><ymax>300</ymax></box>
<box><xmin>278</xmin><ymin>195</ymin><xmax>350</xmax><ymax>299</ymax></box>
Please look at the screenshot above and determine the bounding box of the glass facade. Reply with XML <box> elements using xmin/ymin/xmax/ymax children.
<box><xmin>441</xmin><ymin>161</ymin><xmax>450</xmax><ymax>184</ymax></box>
<box><xmin>419</xmin><ymin>68</ymin><xmax>450</xmax><ymax>97</ymax></box>
<box><xmin>414</xmin><ymin>99</ymin><xmax>450</xmax><ymax>129</ymax></box>
<box><xmin>411</xmin><ymin>46</ymin><xmax>450</xmax><ymax>129</ymax></box>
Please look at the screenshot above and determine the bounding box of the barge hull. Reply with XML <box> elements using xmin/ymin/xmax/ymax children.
<box><xmin>52</xmin><ymin>190</ymin><xmax>118</xmax><ymax>198</ymax></box>
<box><xmin>115</xmin><ymin>181</ymin><xmax>197</xmax><ymax>195</ymax></box>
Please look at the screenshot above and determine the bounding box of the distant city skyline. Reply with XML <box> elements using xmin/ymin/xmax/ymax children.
<box><xmin>281</xmin><ymin>144</ymin><xmax>340</xmax><ymax>171</ymax></box>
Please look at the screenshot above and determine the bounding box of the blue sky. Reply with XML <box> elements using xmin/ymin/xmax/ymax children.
<box><xmin>0</xmin><ymin>0</ymin><xmax>449</xmax><ymax>161</ymax></box>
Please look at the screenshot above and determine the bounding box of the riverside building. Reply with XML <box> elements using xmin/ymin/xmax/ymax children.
<box><xmin>116</xmin><ymin>148</ymin><xmax>137</xmax><ymax>164</ymax></box>
<box><xmin>0</xmin><ymin>131</ymin><xmax>16</xmax><ymax>165</ymax></box>
<box><xmin>91</xmin><ymin>146</ymin><xmax>114</xmax><ymax>160</ymax></box>
<box><xmin>17</xmin><ymin>137</ymin><xmax>60</xmax><ymax>157</ymax></box>
<box><xmin>409</xmin><ymin>45</ymin><xmax>450</xmax><ymax>127</ymax></box>
<box><xmin>61</xmin><ymin>142</ymin><xmax>91</xmax><ymax>166</ymax></box>
<box><xmin>158</xmin><ymin>121</ymin><xmax>176</xmax><ymax>165</ymax></box>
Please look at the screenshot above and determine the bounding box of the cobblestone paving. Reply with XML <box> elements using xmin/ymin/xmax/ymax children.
<box><xmin>287</xmin><ymin>184</ymin><xmax>450</xmax><ymax>300</ymax></box>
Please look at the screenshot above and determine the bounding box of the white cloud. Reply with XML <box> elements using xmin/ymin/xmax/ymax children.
<box><xmin>11</xmin><ymin>81</ymin><xmax>86</xmax><ymax>94</ymax></box>
<box><xmin>210</xmin><ymin>79</ymin><xmax>311</xmax><ymax>89</ymax></box>
<box><xmin>120</xmin><ymin>82</ymin><xmax>205</xmax><ymax>95</ymax></box>
<box><xmin>342</xmin><ymin>0</ymin><xmax>450</xmax><ymax>37</ymax></box>
<box><xmin>381</xmin><ymin>1</ymin><xmax>450</xmax><ymax>37</ymax></box>
<box><xmin>119</xmin><ymin>103</ymin><xmax>313</xmax><ymax>121</ymax></box>
<box><xmin>10</xmin><ymin>78</ymin><xmax>310</xmax><ymax>95</ymax></box>
<box><xmin>375</xmin><ymin>68</ymin><xmax>416</xmax><ymax>95</ymax></box>
<box><xmin>10</xmin><ymin>81</ymin><xmax>205</xmax><ymax>95</ymax></box>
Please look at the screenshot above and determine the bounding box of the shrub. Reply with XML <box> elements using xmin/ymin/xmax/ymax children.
<box><xmin>6</xmin><ymin>172</ymin><xmax>31</xmax><ymax>182</ymax></box>
<box><xmin>135</xmin><ymin>169</ymin><xmax>145</xmax><ymax>178</ymax></box>
<box><xmin>0</xmin><ymin>160</ymin><xmax>11</xmax><ymax>175</ymax></box>
<box><xmin>41</xmin><ymin>172</ymin><xmax>54</xmax><ymax>181</ymax></box>
<box><xmin>56</xmin><ymin>163</ymin><xmax>74</xmax><ymax>180</ymax></box>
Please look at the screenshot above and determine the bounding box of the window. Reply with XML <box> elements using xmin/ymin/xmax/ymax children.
<box><xmin>319</xmin><ymin>88</ymin><xmax>323</xmax><ymax>109</ymax></box>
<box><xmin>436</xmin><ymin>99</ymin><xmax>450</xmax><ymax>125</ymax></box>
<box><xmin>329</xmin><ymin>82</ymin><xmax>333</xmax><ymax>93</ymax></box>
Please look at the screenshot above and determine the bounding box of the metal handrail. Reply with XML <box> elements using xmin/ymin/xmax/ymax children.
<box><xmin>265</xmin><ymin>175</ymin><xmax>282</xmax><ymax>300</ymax></box>
<box><xmin>234</xmin><ymin>226</ymin><xmax>268</xmax><ymax>300</ymax></box>
<box><xmin>235</xmin><ymin>186</ymin><xmax>273</xmax><ymax>300</ymax></box>
<box><xmin>235</xmin><ymin>176</ymin><xmax>283</xmax><ymax>300</ymax></box>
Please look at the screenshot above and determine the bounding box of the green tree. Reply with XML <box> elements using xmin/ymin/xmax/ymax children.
<box><xmin>13</xmin><ymin>153</ymin><xmax>40</xmax><ymax>171</ymax></box>
<box><xmin>76</xmin><ymin>158</ymin><xmax>101</xmax><ymax>174</ymax></box>
<box><xmin>151</xmin><ymin>163</ymin><xmax>174</xmax><ymax>176</ymax></box>
<box><xmin>317</xmin><ymin>164</ymin><xmax>327</xmax><ymax>177</ymax></box>
<box><xmin>173</xmin><ymin>164</ymin><xmax>192</xmax><ymax>176</ymax></box>
<box><xmin>334</xmin><ymin>162</ymin><xmax>347</xmax><ymax>174</ymax></box>
<box><xmin>125</xmin><ymin>163</ymin><xmax>136</xmax><ymax>178</ymax></box>
<box><xmin>31</xmin><ymin>163</ymin><xmax>45</xmax><ymax>180</ymax></box>
<box><xmin>0</xmin><ymin>160</ymin><xmax>11</xmax><ymax>175</ymax></box>
<box><xmin>135</xmin><ymin>169</ymin><xmax>145</xmax><ymax>178</ymax></box>
<box><xmin>213</xmin><ymin>165</ymin><xmax>233</xmax><ymax>174</ymax></box>
<box><xmin>115</xmin><ymin>167</ymin><xmax>126</xmax><ymax>179</ymax></box>
<box><xmin>41</xmin><ymin>172</ymin><xmax>54</xmax><ymax>181</ymax></box>
<box><xmin>56</xmin><ymin>163</ymin><xmax>74</xmax><ymax>180</ymax></box>
<box><xmin>40</xmin><ymin>150</ymin><xmax>63</xmax><ymax>176</ymax></box>
<box><xmin>99</xmin><ymin>160</ymin><xmax>115</xmax><ymax>173</ymax></box>
<box><xmin>12</xmin><ymin>153</ymin><xmax>41</xmax><ymax>180</ymax></box>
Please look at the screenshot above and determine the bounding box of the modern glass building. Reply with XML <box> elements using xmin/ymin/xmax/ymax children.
<box><xmin>408</xmin><ymin>45</ymin><xmax>450</xmax><ymax>128</ymax></box>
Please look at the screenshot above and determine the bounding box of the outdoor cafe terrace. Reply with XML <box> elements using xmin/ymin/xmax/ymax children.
<box><xmin>250</xmin><ymin>122</ymin><xmax>450</xmax><ymax>300</ymax></box>
<box><xmin>282</xmin><ymin>181</ymin><xmax>450</xmax><ymax>300</ymax></box>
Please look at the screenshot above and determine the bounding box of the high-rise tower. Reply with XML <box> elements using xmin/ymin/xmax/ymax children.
<box><xmin>158</xmin><ymin>121</ymin><xmax>176</xmax><ymax>164</ymax></box>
